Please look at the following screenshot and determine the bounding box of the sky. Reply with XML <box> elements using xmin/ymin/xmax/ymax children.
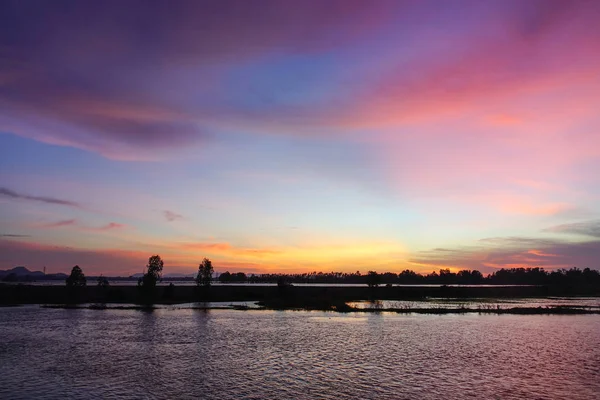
<box><xmin>1</xmin><ymin>0</ymin><xmax>600</xmax><ymax>276</ymax></box>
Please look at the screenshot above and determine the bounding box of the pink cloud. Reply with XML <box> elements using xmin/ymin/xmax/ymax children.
<box><xmin>39</xmin><ymin>219</ymin><xmax>77</xmax><ymax>228</ymax></box>
<box><xmin>36</xmin><ymin>219</ymin><xmax>126</xmax><ymax>231</ymax></box>
<box><xmin>498</xmin><ymin>201</ymin><xmax>574</xmax><ymax>217</ymax></box>
<box><xmin>456</xmin><ymin>193</ymin><xmax>581</xmax><ymax>217</ymax></box>
<box><xmin>1</xmin><ymin>0</ymin><xmax>599</xmax><ymax>237</ymax></box>
<box><xmin>4</xmin><ymin>1</ymin><xmax>598</xmax><ymax>157</ymax></box>
<box><xmin>90</xmin><ymin>222</ymin><xmax>126</xmax><ymax>231</ymax></box>
<box><xmin>334</xmin><ymin>2</ymin><xmax>600</xmax><ymax>128</ymax></box>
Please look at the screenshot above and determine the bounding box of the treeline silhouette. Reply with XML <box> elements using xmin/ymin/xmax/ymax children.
<box><xmin>220</xmin><ymin>267</ymin><xmax>600</xmax><ymax>286</ymax></box>
<box><xmin>3</xmin><ymin>264</ymin><xmax>599</xmax><ymax>288</ymax></box>
<box><xmin>3</xmin><ymin>261</ymin><xmax>600</xmax><ymax>306</ymax></box>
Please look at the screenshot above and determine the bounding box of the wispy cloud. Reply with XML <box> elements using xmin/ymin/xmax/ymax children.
<box><xmin>544</xmin><ymin>220</ymin><xmax>600</xmax><ymax>238</ymax></box>
<box><xmin>95</xmin><ymin>222</ymin><xmax>126</xmax><ymax>231</ymax></box>
<box><xmin>38</xmin><ymin>219</ymin><xmax>126</xmax><ymax>231</ymax></box>
<box><xmin>40</xmin><ymin>219</ymin><xmax>77</xmax><ymax>228</ymax></box>
<box><xmin>0</xmin><ymin>233</ymin><xmax>31</xmax><ymax>238</ymax></box>
<box><xmin>164</xmin><ymin>210</ymin><xmax>184</xmax><ymax>222</ymax></box>
<box><xmin>0</xmin><ymin>187</ymin><xmax>80</xmax><ymax>208</ymax></box>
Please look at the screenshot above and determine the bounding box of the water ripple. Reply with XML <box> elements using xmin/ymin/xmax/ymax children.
<box><xmin>0</xmin><ymin>307</ymin><xmax>599</xmax><ymax>399</ymax></box>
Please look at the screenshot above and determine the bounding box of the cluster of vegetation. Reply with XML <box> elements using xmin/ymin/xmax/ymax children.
<box><xmin>222</xmin><ymin>267</ymin><xmax>600</xmax><ymax>286</ymax></box>
<box><xmin>1</xmin><ymin>259</ymin><xmax>595</xmax><ymax>308</ymax></box>
<box><xmin>486</xmin><ymin>267</ymin><xmax>600</xmax><ymax>285</ymax></box>
<box><xmin>63</xmin><ymin>255</ymin><xmax>214</xmax><ymax>294</ymax></box>
<box><xmin>218</xmin><ymin>271</ymin><xmax>249</xmax><ymax>283</ymax></box>
<box><xmin>61</xmin><ymin>261</ymin><xmax>600</xmax><ymax>289</ymax></box>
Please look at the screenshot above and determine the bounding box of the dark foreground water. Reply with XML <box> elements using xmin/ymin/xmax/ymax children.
<box><xmin>1</xmin><ymin>306</ymin><xmax>599</xmax><ymax>400</ymax></box>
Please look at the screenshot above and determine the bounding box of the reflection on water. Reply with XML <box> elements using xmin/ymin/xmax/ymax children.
<box><xmin>349</xmin><ymin>297</ymin><xmax>600</xmax><ymax>311</ymax></box>
<box><xmin>0</xmin><ymin>306</ymin><xmax>599</xmax><ymax>399</ymax></box>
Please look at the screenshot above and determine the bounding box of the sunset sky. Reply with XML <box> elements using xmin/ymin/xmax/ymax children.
<box><xmin>1</xmin><ymin>0</ymin><xmax>600</xmax><ymax>275</ymax></box>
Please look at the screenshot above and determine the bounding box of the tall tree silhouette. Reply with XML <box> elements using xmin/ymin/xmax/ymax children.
<box><xmin>140</xmin><ymin>255</ymin><xmax>164</xmax><ymax>288</ymax></box>
<box><xmin>196</xmin><ymin>258</ymin><xmax>214</xmax><ymax>287</ymax></box>
<box><xmin>137</xmin><ymin>255</ymin><xmax>164</xmax><ymax>304</ymax></box>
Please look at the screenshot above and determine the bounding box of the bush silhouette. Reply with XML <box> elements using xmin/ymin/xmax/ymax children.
<box><xmin>97</xmin><ymin>275</ymin><xmax>110</xmax><ymax>288</ymax></box>
<box><xmin>367</xmin><ymin>271</ymin><xmax>380</xmax><ymax>288</ymax></box>
<box><xmin>66</xmin><ymin>265</ymin><xmax>86</xmax><ymax>287</ymax></box>
<box><xmin>163</xmin><ymin>283</ymin><xmax>175</xmax><ymax>300</ymax></box>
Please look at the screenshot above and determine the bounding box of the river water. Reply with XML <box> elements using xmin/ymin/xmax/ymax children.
<box><xmin>1</xmin><ymin>306</ymin><xmax>599</xmax><ymax>399</ymax></box>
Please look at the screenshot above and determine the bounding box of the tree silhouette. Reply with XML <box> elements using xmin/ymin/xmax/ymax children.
<box><xmin>367</xmin><ymin>271</ymin><xmax>381</xmax><ymax>288</ymax></box>
<box><xmin>66</xmin><ymin>265</ymin><xmax>87</xmax><ymax>287</ymax></box>
<box><xmin>163</xmin><ymin>282</ymin><xmax>175</xmax><ymax>300</ymax></box>
<box><xmin>218</xmin><ymin>271</ymin><xmax>247</xmax><ymax>283</ymax></box>
<box><xmin>97</xmin><ymin>275</ymin><xmax>110</xmax><ymax>288</ymax></box>
<box><xmin>136</xmin><ymin>255</ymin><xmax>164</xmax><ymax>304</ymax></box>
<box><xmin>196</xmin><ymin>258</ymin><xmax>214</xmax><ymax>286</ymax></box>
<box><xmin>140</xmin><ymin>255</ymin><xmax>164</xmax><ymax>288</ymax></box>
<box><xmin>219</xmin><ymin>271</ymin><xmax>232</xmax><ymax>282</ymax></box>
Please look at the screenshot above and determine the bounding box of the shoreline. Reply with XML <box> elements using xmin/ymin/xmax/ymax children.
<box><xmin>1</xmin><ymin>283</ymin><xmax>599</xmax><ymax>314</ymax></box>
<box><xmin>3</xmin><ymin>283</ymin><xmax>600</xmax><ymax>303</ymax></box>
<box><xmin>8</xmin><ymin>303</ymin><xmax>599</xmax><ymax>315</ymax></box>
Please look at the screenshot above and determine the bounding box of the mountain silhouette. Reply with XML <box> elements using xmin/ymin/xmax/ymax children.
<box><xmin>0</xmin><ymin>266</ymin><xmax>66</xmax><ymax>280</ymax></box>
<box><xmin>0</xmin><ymin>266</ymin><xmax>43</xmax><ymax>277</ymax></box>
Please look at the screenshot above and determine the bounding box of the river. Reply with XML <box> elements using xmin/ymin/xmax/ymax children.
<box><xmin>1</xmin><ymin>306</ymin><xmax>598</xmax><ymax>399</ymax></box>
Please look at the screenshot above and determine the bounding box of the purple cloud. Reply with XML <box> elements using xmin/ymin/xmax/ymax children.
<box><xmin>94</xmin><ymin>222</ymin><xmax>126</xmax><ymax>231</ymax></box>
<box><xmin>544</xmin><ymin>220</ymin><xmax>600</xmax><ymax>238</ymax></box>
<box><xmin>38</xmin><ymin>219</ymin><xmax>126</xmax><ymax>231</ymax></box>
<box><xmin>0</xmin><ymin>1</ymin><xmax>394</xmax><ymax>158</ymax></box>
<box><xmin>164</xmin><ymin>210</ymin><xmax>184</xmax><ymax>222</ymax></box>
<box><xmin>0</xmin><ymin>234</ymin><xmax>31</xmax><ymax>238</ymax></box>
<box><xmin>1</xmin><ymin>0</ymin><xmax>598</xmax><ymax>163</ymax></box>
<box><xmin>0</xmin><ymin>187</ymin><xmax>80</xmax><ymax>208</ymax></box>
<box><xmin>411</xmin><ymin>236</ymin><xmax>600</xmax><ymax>273</ymax></box>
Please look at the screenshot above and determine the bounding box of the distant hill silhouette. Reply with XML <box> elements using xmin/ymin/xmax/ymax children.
<box><xmin>0</xmin><ymin>266</ymin><xmax>67</xmax><ymax>281</ymax></box>
<box><xmin>163</xmin><ymin>272</ymin><xmax>196</xmax><ymax>278</ymax></box>
<box><xmin>0</xmin><ymin>266</ymin><xmax>44</xmax><ymax>278</ymax></box>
